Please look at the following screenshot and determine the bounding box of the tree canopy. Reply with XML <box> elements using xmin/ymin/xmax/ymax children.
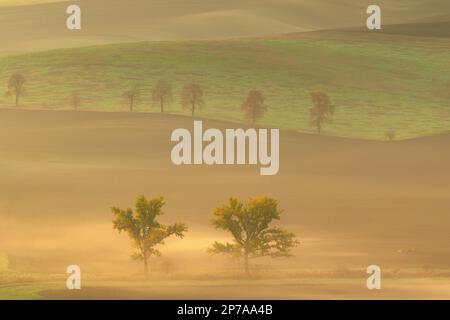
<box><xmin>209</xmin><ymin>196</ymin><xmax>298</xmax><ymax>275</ymax></box>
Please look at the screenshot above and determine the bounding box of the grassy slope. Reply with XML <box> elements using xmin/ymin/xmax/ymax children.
<box><xmin>0</xmin><ymin>31</ymin><xmax>449</xmax><ymax>139</ymax></box>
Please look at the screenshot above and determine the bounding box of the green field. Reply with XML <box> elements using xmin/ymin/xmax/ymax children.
<box><xmin>0</xmin><ymin>32</ymin><xmax>449</xmax><ymax>139</ymax></box>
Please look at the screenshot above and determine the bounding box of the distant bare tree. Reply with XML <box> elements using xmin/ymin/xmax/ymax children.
<box><xmin>66</xmin><ymin>92</ymin><xmax>82</xmax><ymax>110</ymax></box>
<box><xmin>152</xmin><ymin>80</ymin><xmax>172</xmax><ymax>113</ymax></box>
<box><xmin>159</xmin><ymin>258</ymin><xmax>176</xmax><ymax>277</ymax></box>
<box><xmin>122</xmin><ymin>85</ymin><xmax>141</xmax><ymax>112</ymax></box>
<box><xmin>181</xmin><ymin>82</ymin><xmax>204</xmax><ymax>116</ymax></box>
<box><xmin>6</xmin><ymin>74</ymin><xmax>26</xmax><ymax>107</ymax></box>
<box><xmin>310</xmin><ymin>92</ymin><xmax>335</xmax><ymax>134</ymax></box>
<box><xmin>241</xmin><ymin>90</ymin><xmax>267</xmax><ymax>124</ymax></box>
<box><xmin>385</xmin><ymin>130</ymin><xmax>396</xmax><ymax>141</ymax></box>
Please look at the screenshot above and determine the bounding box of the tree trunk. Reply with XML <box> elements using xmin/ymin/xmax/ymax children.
<box><xmin>244</xmin><ymin>253</ymin><xmax>249</xmax><ymax>277</ymax></box>
<box><xmin>15</xmin><ymin>94</ymin><xmax>19</xmax><ymax>108</ymax></box>
<box><xmin>130</xmin><ymin>97</ymin><xmax>134</xmax><ymax>112</ymax></box>
<box><xmin>317</xmin><ymin>122</ymin><xmax>321</xmax><ymax>135</ymax></box>
<box><xmin>191</xmin><ymin>102</ymin><xmax>195</xmax><ymax>116</ymax></box>
<box><xmin>160</xmin><ymin>97</ymin><xmax>164</xmax><ymax>113</ymax></box>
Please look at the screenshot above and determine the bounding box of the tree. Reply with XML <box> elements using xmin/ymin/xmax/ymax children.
<box><xmin>122</xmin><ymin>85</ymin><xmax>141</xmax><ymax>112</ymax></box>
<box><xmin>6</xmin><ymin>74</ymin><xmax>26</xmax><ymax>107</ymax></box>
<box><xmin>66</xmin><ymin>92</ymin><xmax>82</xmax><ymax>110</ymax></box>
<box><xmin>112</xmin><ymin>195</ymin><xmax>187</xmax><ymax>278</ymax></box>
<box><xmin>208</xmin><ymin>197</ymin><xmax>298</xmax><ymax>276</ymax></box>
<box><xmin>152</xmin><ymin>80</ymin><xmax>172</xmax><ymax>113</ymax></box>
<box><xmin>241</xmin><ymin>90</ymin><xmax>267</xmax><ymax>124</ymax></box>
<box><xmin>310</xmin><ymin>92</ymin><xmax>335</xmax><ymax>134</ymax></box>
<box><xmin>181</xmin><ymin>82</ymin><xmax>204</xmax><ymax>116</ymax></box>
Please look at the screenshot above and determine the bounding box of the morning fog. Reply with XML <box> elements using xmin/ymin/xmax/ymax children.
<box><xmin>171</xmin><ymin>121</ymin><xmax>279</xmax><ymax>175</ymax></box>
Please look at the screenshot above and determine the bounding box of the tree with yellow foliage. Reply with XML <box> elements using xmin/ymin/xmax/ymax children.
<box><xmin>209</xmin><ymin>197</ymin><xmax>298</xmax><ymax>275</ymax></box>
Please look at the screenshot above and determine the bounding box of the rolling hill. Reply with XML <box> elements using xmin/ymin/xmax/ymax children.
<box><xmin>0</xmin><ymin>0</ymin><xmax>449</xmax><ymax>55</ymax></box>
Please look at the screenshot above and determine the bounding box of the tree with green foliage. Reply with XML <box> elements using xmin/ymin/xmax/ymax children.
<box><xmin>6</xmin><ymin>73</ymin><xmax>26</xmax><ymax>107</ymax></box>
<box><xmin>385</xmin><ymin>130</ymin><xmax>396</xmax><ymax>141</ymax></box>
<box><xmin>209</xmin><ymin>197</ymin><xmax>298</xmax><ymax>275</ymax></box>
<box><xmin>122</xmin><ymin>85</ymin><xmax>141</xmax><ymax>112</ymax></box>
<box><xmin>241</xmin><ymin>90</ymin><xmax>267</xmax><ymax>124</ymax></box>
<box><xmin>181</xmin><ymin>82</ymin><xmax>204</xmax><ymax>116</ymax></box>
<box><xmin>310</xmin><ymin>92</ymin><xmax>335</xmax><ymax>134</ymax></box>
<box><xmin>152</xmin><ymin>80</ymin><xmax>172</xmax><ymax>113</ymax></box>
<box><xmin>112</xmin><ymin>195</ymin><xmax>187</xmax><ymax>278</ymax></box>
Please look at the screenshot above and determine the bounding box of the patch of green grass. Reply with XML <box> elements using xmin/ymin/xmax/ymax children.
<box><xmin>0</xmin><ymin>34</ymin><xmax>449</xmax><ymax>139</ymax></box>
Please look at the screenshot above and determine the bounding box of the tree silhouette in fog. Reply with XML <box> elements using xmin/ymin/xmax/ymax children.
<box><xmin>310</xmin><ymin>92</ymin><xmax>335</xmax><ymax>134</ymax></box>
<box><xmin>241</xmin><ymin>90</ymin><xmax>267</xmax><ymax>124</ymax></box>
<box><xmin>66</xmin><ymin>92</ymin><xmax>82</xmax><ymax>110</ymax></box>
<box><xmin>112</xmin><ymin>195</ymin><xmax>187</xmax><ymax>278</ymax></box>
<box><xmin>209</xmin><ymin>197</ymin><xmax>298</xmax><ymax>276</ymax></box>
<box><xmin>122</xmin><ymin>85</ymin><xmax>141</xmax><ymax>112</ymax></box>
<box><xmin>181</xmin><ymin>82</ymin><xmax>204</xmax><ymax>116</ymax></box>
<box><xmin>152</xmin><ymin>80</ymin><xmax>172</xmax><ymax>113</ymax></box>
<box><xmin>6</xmin><ymin>73</ymin><xmax>26</xmax><ymax>107</ymax></box>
